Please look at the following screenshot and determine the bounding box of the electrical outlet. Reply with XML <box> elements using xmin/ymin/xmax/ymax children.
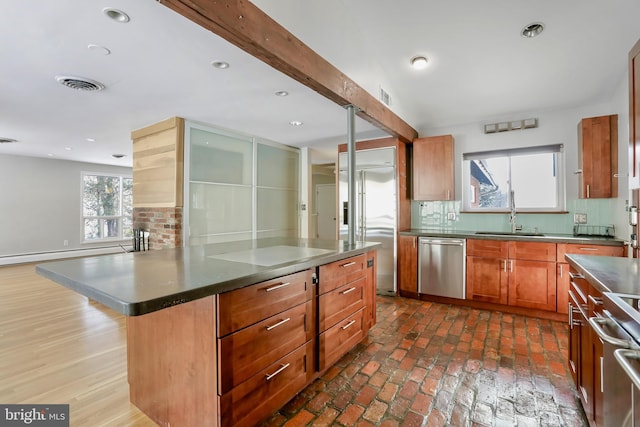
<box><xmin>447</xmin><ymin>212</ymin><xmax>457</xmax><ymax>221</ymax></box>
<box><xmin>574</xmin><ymin>213</ymin><xmax>588</xmax><ymax>224</ymax></box>
<box><xmin>63</xmin><ymin>240</ymin><xmax>69</xmax><ymax>246</ymax></box>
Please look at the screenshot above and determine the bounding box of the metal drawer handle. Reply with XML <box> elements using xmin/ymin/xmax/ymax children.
<box><xmin>614</xmin><ymin>349</ymin><xmax>640</xmax><ymax>390</ymax></box>
<box><xmin>341</xmin><ymin>287</ymin><xmax>357</xmax><ymax>295</ymax></box>
<box><xmin>588</xmin><ymin>317</ymin><xmax>632</xmax><ymax>348</ymax></box>
<box><xmin>266</xmin><ymin>317</ymin><xmax>291</xmax><ymax>331</ymax></box>
<box><xmin>569</xmin><ymin>272</ymin><xmax>584</xmax><ymax>280</ymax></box>
<box><xmin>588</xmin><ymin>295</ymin><xmax>603</xmax><ymax>306</ymax></box>
<box><xmin>341</xmin><ymin>261</ymin><xmax>357</xmax><ymax>268</ymax></box>
<box><xmin>341</xmin><ymin>319</ymin><xmax>356</xmax><ymax>330</ymax></box>
<box><xmin>265</xmin><ymin>363</ymin><xmax>290</xmax><ymax>381</ymax></box>
<box><xmin>265</xmin><ymin>282</ymin><xmax>291</xmax><ymax>292</ymax></box>
<box><xmin>579</xmin><ymin>247</ymin><xmax>599</xmax><ymax>251</ymax></box>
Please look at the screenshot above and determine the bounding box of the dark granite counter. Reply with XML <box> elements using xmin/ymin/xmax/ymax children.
<box><xmin>400</xmin><ymin>228</ymin><xmax>624</xmax><ymax>246</ymax></box>
<box><xmin>565</xmin><ymin>254</ymin><xmax>640</xmax><ymax>294</ymax></box>
<box><xmin>36</xmin><ymin>237</ymin><xmax>379</xmax><ymax>316</ymax></box>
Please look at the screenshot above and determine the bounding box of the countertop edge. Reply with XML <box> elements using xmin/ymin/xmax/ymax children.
<box><xmin>400</xmin><ymin>229</ymin><xmax>625</xmax><ymax>246</ymax></box>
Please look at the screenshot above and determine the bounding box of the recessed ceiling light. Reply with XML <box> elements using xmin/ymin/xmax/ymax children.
<box><xmin>289</xmin><ymin>120</ymin><xmax>303</xmax><ymax>126</ymax></box>
<box><xmin>88</xmin><ymin>44</ymin><xmax>111</xmax><ymax>55</ymax></box>
<box><xmin>112</xmin><ymin>154</ymin><xmax>126</xmax><ymax>159</ymax></box>
<box><xmin>86</xmin><ymin>138</ymin><xmax>96</xmax><ymax>142</ymax></box>
<box><xmin>47</xmin><ymin>153</ymin><xmax>54</xmax><ymax>157</ymax></box>
<box><xmin>103</xmin><ymin>7</ymin><xmax>130</xmax><ymax>23</ymax></box>
<box><xmin>211</xmin><ymin>61</ymin><xmax>230</xmax><ymax>69</ymax></box>
<box><xmin>64</xmin><ymin>147</ymin><xmax>73</xmax><ymax>151</ymax></box>
<box><xmin>521</xmin><ymin>22</ymin><xmax>544</xmax><ymax>38</ymax></box>
<box><xmin>410</xmin><ymin>55</ymin><xmax>429</xmax><ymax>70</ymax></box>
<box><xmin>275</xmin><ymin>90</ymin><xmax>289</xmax><ymax>97</ymax></box>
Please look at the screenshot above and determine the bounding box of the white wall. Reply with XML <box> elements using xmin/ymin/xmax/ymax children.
<box><xmin>0</xmin><ymin>154</ymin><xmax>132</xmax><ymax>264</ymax></box>
<box><xmin>417</xmin><ymin>75</ymin><xmax>631</xmax><ymax>239</ymax></box>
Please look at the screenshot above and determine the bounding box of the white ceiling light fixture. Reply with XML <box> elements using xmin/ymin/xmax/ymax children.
<box><xmin>87</xmin><ymin>44</ymin><xmax>111</xmax><ymax>56</ymax></box>
<box><xmin>112</xmin><ymin>154</ymin><xmax>126</xmax><ymax>159</ymax></box>
<box><xmin>103</xmin><ymin>7</ymin><xmax>130</xmax><ymax>23</ymax></box>
<box><xmin>521</xmin><ymin>22</ymin><xmax>544</xmax><ymax>38</ymax></box>
<box><xmin>289</xmin><ymin>120</ymin><xmax>303</xmax><ymax>126</ymax></box>
<box><xmin>275</xmin><ymin>90</ymin><xmax>289</xmax><ymax>97</ymax></box>
<box><xmin>211</xmin><ymin>61</ymin><xmax>230</xmax><ymax>69</ymax></box>
<box><xmin>85</xmin><ymin>138</ymin><xmax>96</xmax><ymax>142</ymax></box>
<box><xmin>410</xmin><ymin>55</ymin><xmax>429</xmax><ymax>70</ymax></box>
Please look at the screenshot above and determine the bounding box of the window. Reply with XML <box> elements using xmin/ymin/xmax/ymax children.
<box><xmin>82</xmin><ymin>173</ymin><xmax>133</xmax><ymax>241</ymax></box>
<box><xmin>462</xmin><ymin>144</ymin><xmax>565</xmax><ymax>212</ymax></box>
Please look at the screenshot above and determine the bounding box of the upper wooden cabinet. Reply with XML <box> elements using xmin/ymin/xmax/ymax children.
<box><xmin>577</xmin><ymin>114</ymin><xmax>618</xmax><ymax>198</ymax></box>
<box><xmin>412</xmin><ymin>135</ymin><xmax>454</xmax><ymax>201</ymax></box>
<box><xmin>630</xmin><ymin>38</ymin><xmax>640</xmax><ymax>189</ymax></box>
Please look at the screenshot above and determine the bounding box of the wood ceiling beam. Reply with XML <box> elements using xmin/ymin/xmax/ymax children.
<box><xmin>159</xmin><ymin>0</ymin><xmax>418</xmax><ymax>143</ymax></box>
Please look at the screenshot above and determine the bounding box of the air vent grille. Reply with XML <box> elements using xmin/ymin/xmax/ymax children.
<box><xmin>0</xmin><ymin>137</ymin><xmax>17</xmax><ymax>144</ymax></box>
<box><xmin>379</xmin><ymin>87</ymin><xmax>391</xmax><ymax>107</ymax></box>
<box><xmin>55</xmin><ymin>75</ymin><xmax>105</xmax><ymax>92</ymax></box>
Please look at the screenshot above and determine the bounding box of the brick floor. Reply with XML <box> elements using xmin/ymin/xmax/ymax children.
<box><xmin>261</xmin><ymin>296</ymin><xmax>587</xmax><ymax>427</ymax></box>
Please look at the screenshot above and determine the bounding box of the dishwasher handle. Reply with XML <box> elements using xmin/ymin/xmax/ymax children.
<box><xmin>419</xmin><ymin>238</ymin><xmax>465</xmax><ymax>246</ymax></box>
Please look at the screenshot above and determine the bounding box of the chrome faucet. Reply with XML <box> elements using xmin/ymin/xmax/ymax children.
<box><xmin>509</xmin><ymin>190</ymin><xmax>521</xmax><ymax>233</ymax></box>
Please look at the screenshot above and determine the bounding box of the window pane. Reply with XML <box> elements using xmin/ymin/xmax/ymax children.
<box><xmin>468</xmin><ymin>158</ymin><xmax>509</xmax><ymax>209</ymax></box>
<box><xmin>511</xmin><ymin>153</ymin><xmax>558</xmax><ymax>208</ymax></box>
<box><xmin>83</xmin><ymin>175</ymin><xmax>121</xmax><ymax>216</ymax></box>
<box><xmin>103</xmin><ymin>219</ymin><xmax>120</xmax><ymax>238</ymax></box>
<box><xmin>84</xmin><ymin>218</ymin><xmax>101</xmax><ymax>240</ymax></box>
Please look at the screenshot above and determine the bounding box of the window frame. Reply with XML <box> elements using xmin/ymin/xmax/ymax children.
<box><xmin>461</xmin><ymin>144</ymin><xmax>566</xmax><ymax>213</ymax></box>
<box><xmin>81</xmin><ymin>171</ymin><xmax>133</xmax><ymax>243</ymax></box>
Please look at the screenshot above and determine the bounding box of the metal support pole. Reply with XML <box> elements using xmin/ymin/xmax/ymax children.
<box><xmin>346</xmin><ymin>105</ymin><xmax>357</xmax><ymax>246</ymax></box>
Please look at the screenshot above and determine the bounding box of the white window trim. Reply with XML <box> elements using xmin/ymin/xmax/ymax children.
<box><xmin>461</xmin><ymin>144</ymin><xmax>566</xmax><ymax>213</ymax></box>
<box><xmin>81</xmin><ymin>171</ymin><xmax>133</xmax><ymax>243</ymax></box>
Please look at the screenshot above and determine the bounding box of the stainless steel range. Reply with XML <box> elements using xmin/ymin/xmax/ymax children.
<box><xmin>591</xmin><ymin>293</ymin><xmax>640</xmax><ymax>426</ymax></box>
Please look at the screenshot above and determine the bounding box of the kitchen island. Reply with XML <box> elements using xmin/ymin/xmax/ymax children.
<box><xmin>36</xmin><ymin>238</ymin><xmax>379</xmax><ymax>427</ymax></box>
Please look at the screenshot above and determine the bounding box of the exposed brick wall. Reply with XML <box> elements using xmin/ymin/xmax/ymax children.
<box><xmin>133</xmin><ymin>207</ymin><xmax>183</xmax><ymax>250</ymax></box>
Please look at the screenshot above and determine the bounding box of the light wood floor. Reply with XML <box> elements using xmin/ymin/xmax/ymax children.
<box><xmin>0</xmin><ymin>263</ymin><xmax>156</xmax><ymax>426</ymax></box>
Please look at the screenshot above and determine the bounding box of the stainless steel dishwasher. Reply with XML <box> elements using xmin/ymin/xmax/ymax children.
<box><xmin>418</xmin><ymin>237</ymin><xmax>466</xmax><ymax>299</ymax></box>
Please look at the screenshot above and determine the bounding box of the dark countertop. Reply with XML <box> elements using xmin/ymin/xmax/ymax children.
<box><xmin>36</xmin><ymin>237</ymin><xmax>379</xmax><ymax>317</ymax></box>
<box><xmin>400</xmin><ymin>228</ymin><xmax>625</xmax><ymax>246</ymax></box>
<box><xmin>565</xmin><ymin>254</ymin><xmax>640</xmax><ymax>294</ymax></box>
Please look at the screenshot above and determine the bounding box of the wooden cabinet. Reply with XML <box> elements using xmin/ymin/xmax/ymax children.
<box><xmin>412</xmin><ymin>135</ymin><xmax>454</xmax><ymax>200</ymax></box>
<box><xmin>466</xmin><ymin>239</ymin><xmax>556</xmax><ymax>311</ymax></box>
<box><xmin>577</xmin><ymin>114</ymin><xmax>618</xmax><ymax>198</ymax></box>
<box><xmin>466</xmin><ymin>239</ymin><xmax>508</xmax><ymax>305</ymax></box>
<box><xmin>630</xmin><ymin>38</ymin><xmax>640</xmax><ymax>189</ymax></box>
<box><xmin>127</xmin><ymin>251</ymin><xmax>377</xmax><ymax>427</ymax></box>
<box><xmin>318</xmin><ymin>254</ymin><xmax>372</xmax><ymax>371</ymax></box>
<box><xmin>398</xmin><ymin>235</ymin><xmax>418</xmax><ymax>295</ymax></box>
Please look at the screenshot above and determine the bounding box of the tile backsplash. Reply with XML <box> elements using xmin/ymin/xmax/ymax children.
<box><xmin>411</xmin><ymin>198</ymin><xmax>620</xmax><ymax>235</ymax></box>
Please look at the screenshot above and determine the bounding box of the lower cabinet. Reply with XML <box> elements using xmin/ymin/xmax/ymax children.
<box><xmin>127</xmin><ymin>251</ymin><xmax>377</xmax><ymax>427</ymax></box>
<box><xmin>398</xmin><ymin>234</ymin><xmax>418</xmax><ymax>295</ymax></box>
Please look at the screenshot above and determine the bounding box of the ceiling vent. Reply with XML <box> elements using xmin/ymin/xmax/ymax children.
<box><xmin>484</xmin><ymin>118</ymin><xmax>538</xmax><ymax>134</ymax></box>
<box><xmin>55</xmin><ymin>75</ymin><xmax>106</xmax><ymax>92</ymax></box>
<box><xmin>0</xmin><ymin>137</ymin><xmax>17</xmax><ymax>143</ymax></box>
<box><xmin>379</xmin><ymin>87</ymin><xmax>391</xmax><ymax>107</ymax></box>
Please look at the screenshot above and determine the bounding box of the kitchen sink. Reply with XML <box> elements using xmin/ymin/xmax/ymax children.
<box><xmin>475</xmin><ymin>231</ymin><xmax>545</xmax><ymax>237</ymax></box>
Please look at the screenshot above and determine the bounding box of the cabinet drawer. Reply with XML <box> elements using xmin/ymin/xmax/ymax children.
<box><xmin>217</xmin><ymin>269</ymin><xmax>313</xmax><ymax>336</ymax></box>
<box><xmin>466</xmin><ymin>239</ymin><xmax>508</xmax><ymax>259</ymax></box>
<box><xmin>218</xmin><ymin>342</ymin><xmax>314</xmax><ymax>427</ymax></box>
<box><xmin>557</xmin><ymin>243</ymin><xmax>624</xmax><ymax>261</ymax></box>
<box><xmin>319</xmin><ymin>276</ymin><xmax>365</xmax><ymax>331</ymax></box>
<box><xmin>218</xmin><ymin>301</ymin><xmax>313</xmax><ymax>394</ymax></box>
<box><xmin>508</xmin><ymin>241</ymin><xmax>556</xmax><ymax>261</ymax></box>
<box><xmin>319</xmin><ymin>308</ymin><xmax>365</xmax><ymax>371</ymax></box>
<box><xmin>319</xmin><ymin>254</ymin><xmax>366</xmax><ymax>294</ymax></box>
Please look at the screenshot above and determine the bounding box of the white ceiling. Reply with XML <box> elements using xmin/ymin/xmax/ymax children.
<box><xmin>2</xmin><ymin>0</ymin><xmax>640</xmax><ymax>167</ymax></box>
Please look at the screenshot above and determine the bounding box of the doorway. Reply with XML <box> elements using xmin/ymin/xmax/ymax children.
<box><xmin>316</xmin><ymin>184</ymin><xmax>336</xmax><ymax>239</ymax></box>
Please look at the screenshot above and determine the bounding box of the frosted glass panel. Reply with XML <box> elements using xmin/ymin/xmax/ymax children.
<box><xmin>190</xmin><ymin>232</ymin><xmax>253</xmax><ymax>246</ymax></box>
<box><xmin>189</xmin><ymin>183</ymin><xmax>252</xmax><ymax>236</ymax></box>
<box><xmin>257</xmin><ymin>144</ymin><xmax>299</xmax><ymax>189</ymax></box>
<box><xmin>190</xmin><ymin>128</ymin><xmax>253</xmax><ymax>185</ymax></box>
<box><xmin>257</xmin><ymin>188</ymin><xmax>298</xmax><ymax>231</ymax></box>
<box><xmin>257</xmin><ymin>229</ymin><xmax>299</xmax><ymax>239</ymax></box>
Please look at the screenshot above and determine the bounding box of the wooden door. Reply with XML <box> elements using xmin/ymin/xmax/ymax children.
<box><xmin>508</xmin><ymin>260</ymin><xmax>556</xmax><ymax>311</ymax></box>
<box><xmin>466</xmin><ymin>256</ymin><xmax>508</xmax><ymax>305</ymax></box>
<box><xmin>556</xmin><ymin>263</ymin><xmax>570</xmax><ymax>315</ymax></box>
<box><xmin>316</xmin><ymin>184</ymin><xmax>336</xmax><ymax>239</ymax></box>
<box><xmin>412</xmin><ymin>135</ymin><xmax>454</xmax><ymax>200</ymax></box>
<box><xmin>397</xmin><ymin>235</ymin><xmax>418</xmax><ymax>295</ymax></box>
